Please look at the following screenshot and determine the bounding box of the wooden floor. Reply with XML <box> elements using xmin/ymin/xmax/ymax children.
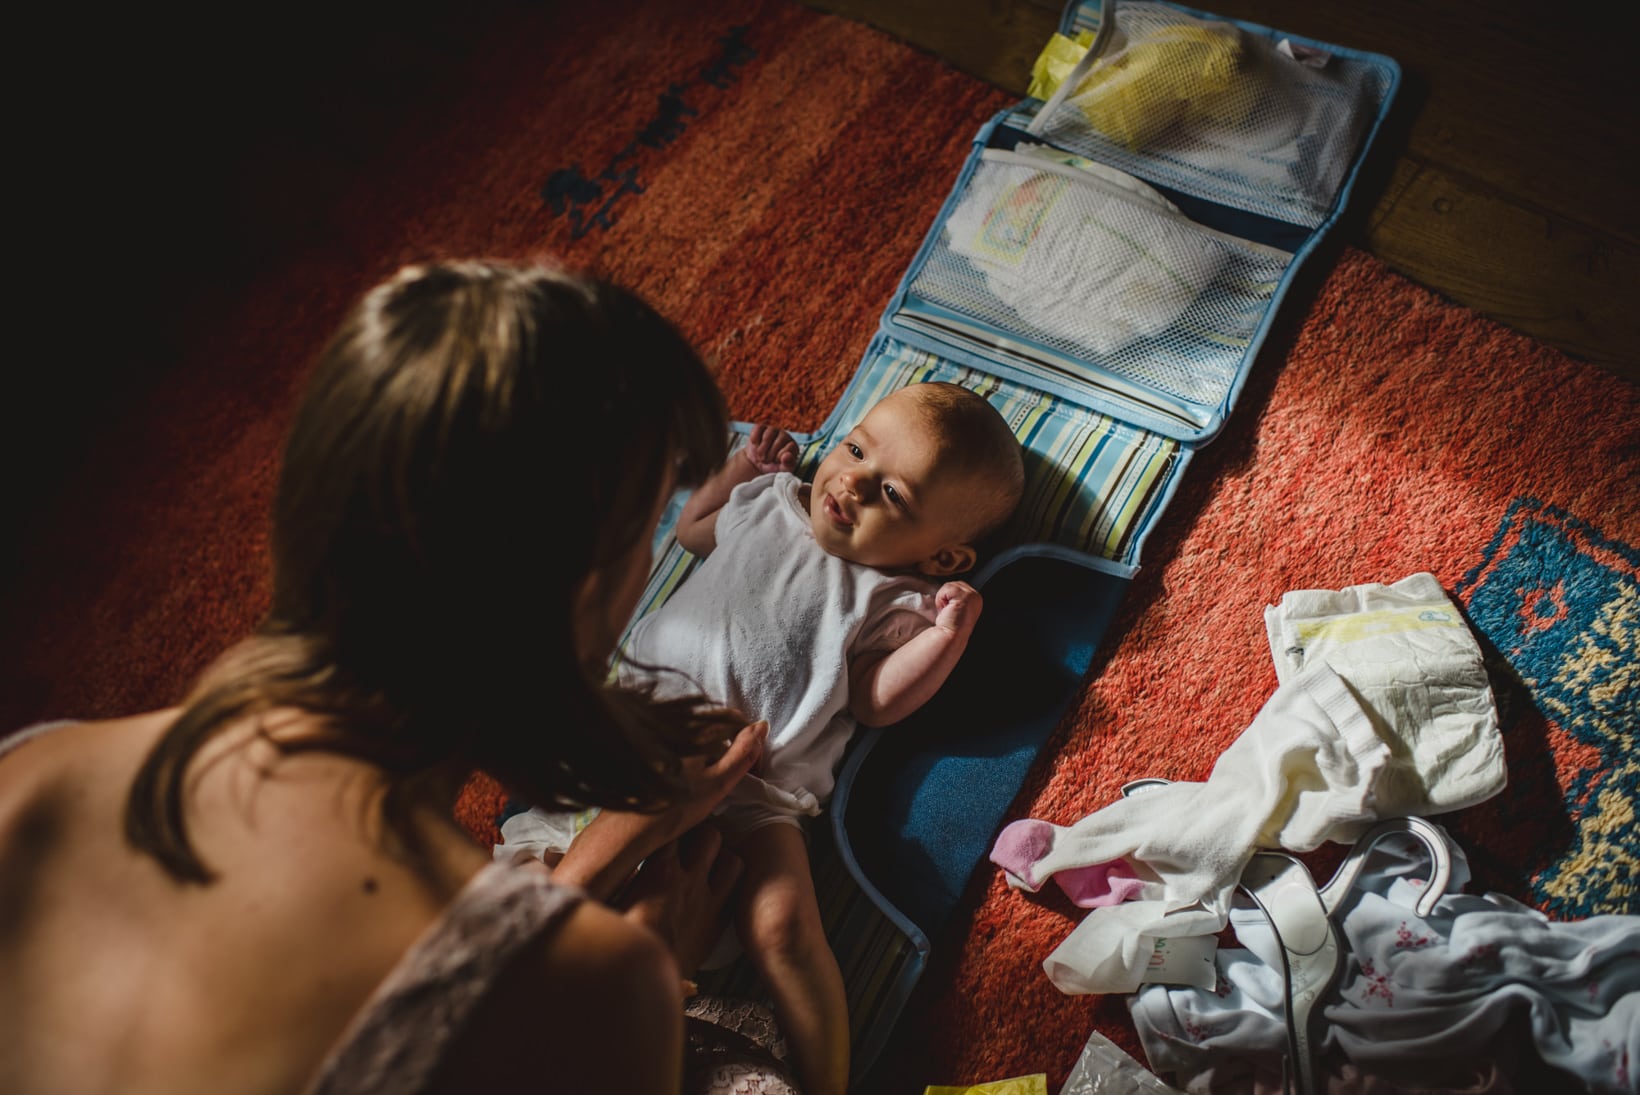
<box><xmin>805</xmin><ymin>0</ymin><xmax>1639</xmax><ymax>385</ymax></box>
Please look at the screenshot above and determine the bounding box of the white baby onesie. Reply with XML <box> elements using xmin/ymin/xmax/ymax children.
<box><xmin>620</xmin><ymin>471</ymin><xmax>936</xmax><ymax>818</ymax></box>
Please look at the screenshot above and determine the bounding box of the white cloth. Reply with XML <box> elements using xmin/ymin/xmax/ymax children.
<box><xmin>621</xmin><ymin>472</ymin><xmax>935</xmax><ymax>814</ymax></box>
<box><xmin>491</xmin><ymin>806</ymin><xmax>597</xmax><ymax>864</ymax></box>
<box><xmin>1130</xmin><ymin>830</ymin><xmax>1640</xmax><ymax>1092</ymax></box>
<box><xmin>992</xmin><ymin>572</ymin><xmax>1504</xmax><ymax>995</ymax></box>
<box><xmin>1263</xmin><ymin>571</ymin><xmax>1505</xmax><ymax>827</ymax></box>
<box><xmin>1016</xmin><ymin>664</ymin><xmax>1389</xmax><ymax>996</ymax></box>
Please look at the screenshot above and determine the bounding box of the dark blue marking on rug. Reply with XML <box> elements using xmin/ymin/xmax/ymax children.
<box><xmin>540</xmin><ymin>26</ymin><xmax>756</xmax><ymax>239</ymax></box>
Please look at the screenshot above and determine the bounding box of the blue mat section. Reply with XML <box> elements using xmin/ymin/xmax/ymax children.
<box><xmin>833</xmin><ymin>551</ymin><xmax>1132</xmax><ymax>938</ymax></box>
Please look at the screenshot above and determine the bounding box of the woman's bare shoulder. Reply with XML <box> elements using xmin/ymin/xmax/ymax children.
<box><xmin>428</xmin><ymin>897</ymin><xmax>687</xmax><ymax>1094</ymax></box>
<box><xmin>0</xmin><ymin>709</ymin><xmax>175</xmax><ymax>868</ymax></box>
<box><xmin>0</xmin><ymin>708</ymin><xmax>178</xmax><ymax>767</ymax></box>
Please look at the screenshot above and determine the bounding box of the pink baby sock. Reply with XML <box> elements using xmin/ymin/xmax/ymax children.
<box><xmin>1056</xmin><ymin>859</ymin><xmax>1146</xmax><ymax>908</ymax></box>
<box><xmin>991</xmin><ymin>818</ymin><xmax>1142</xmax><ymax>908</ymax></box>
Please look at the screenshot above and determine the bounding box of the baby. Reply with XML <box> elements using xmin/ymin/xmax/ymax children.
<box><xmin>619</xmin><ymin>381</ymin><xmax>1026</xmax><ymax>1095</ymax></box>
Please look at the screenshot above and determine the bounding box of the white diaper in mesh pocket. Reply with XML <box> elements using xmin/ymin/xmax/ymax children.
<box><xmin>944</xmin><ymin>146</ymin><xmax>1227</xmax><ymax>356</ymax></box>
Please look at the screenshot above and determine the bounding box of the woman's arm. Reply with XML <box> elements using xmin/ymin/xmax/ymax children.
<box><xmin>438</xmin><ymin>724</ymin><xmax>765</xmax><ymax>1092</ymax></box>
<box><xmin>614</xmin><ymin>824</ymin><xmax>745</xmax><ymax>980</ymax></box>
<box><xmin>430</xmin><ymin>898</ymin><xmax>687</xmax><ymax>1094</ymax></box>
<box><xmin>550</xmin><ymin>720</ymin><xmax>767</xmax><ymax>902</ymax></box>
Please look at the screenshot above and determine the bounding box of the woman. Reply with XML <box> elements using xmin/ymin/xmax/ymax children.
<box><xmin>0</xmin><ymin>260</ymin><xmax>774</xmax><ymax>1094</ymax></box>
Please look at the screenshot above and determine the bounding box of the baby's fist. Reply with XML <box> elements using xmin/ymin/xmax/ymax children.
<box><xmin>933</xmin><ymin>581</ymin><xmax>982</xmax><ymax>635</ymax></box>
<box><xmin>741</xmin><ymin>424</ymin><xmax>798</xmax><ymax>475</ymax></box>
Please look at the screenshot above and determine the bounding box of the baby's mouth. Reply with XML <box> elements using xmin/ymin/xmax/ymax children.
<box><xmin>822</xmin><ymin>492</ymin><xmax>853</xmax><ymax>529</ymax></box>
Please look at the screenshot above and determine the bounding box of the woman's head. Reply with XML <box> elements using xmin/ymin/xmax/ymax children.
<box><xmin>129</xmin><ymin>260</ymin><xmax>734</xmax><ymax>880</ymax></box>
<box><xmin>271</xmin><ymin>260</ymin><xmax>726</xmax><ymax>691</ymax></box>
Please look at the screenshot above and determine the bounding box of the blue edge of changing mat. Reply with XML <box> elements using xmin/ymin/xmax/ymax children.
<box><xmin>830</xmin><ymin>0</ymin><xmax>1403</xmax><ymax>1085</ymax></box>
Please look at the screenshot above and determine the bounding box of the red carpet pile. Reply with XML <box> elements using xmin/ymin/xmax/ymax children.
<box><xmin>3</xmin><ymin>1</ymin><xmax>1635</xmax><ymax>1091</ymax></box>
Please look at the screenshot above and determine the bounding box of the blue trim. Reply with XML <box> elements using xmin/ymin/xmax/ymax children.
<box><xmin>974</xmin><ymin>539</ymin><xmax>1136</xmax><ymax>586</ymax></box>
<box><xmin>826</xmin><ymin>733</ymin><xmax>931</xmax><ymax>1083</ymax></box>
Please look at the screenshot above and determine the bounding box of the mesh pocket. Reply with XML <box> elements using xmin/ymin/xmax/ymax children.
<box><xmin>905</xmin><ymin>148</ymin><xmax>1290</xmax><ymax>430</ymax></box>
<box><xmin>1031</xmin><ymin>0</ymin><xmax>1392</xmax><ymax>227</ymax></box>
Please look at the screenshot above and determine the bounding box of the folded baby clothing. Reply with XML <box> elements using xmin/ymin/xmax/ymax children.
<box><xmin>989</xmin><ymin>573</ymin><xmax>1504</xmax><ymax>995</ymax></box>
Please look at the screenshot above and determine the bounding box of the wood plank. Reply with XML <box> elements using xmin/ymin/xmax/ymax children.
<box><xmin>1201</xmin><ymin>0</ymin><xmax>1638</xmax><ymax>244</ymax></box>
<box><xmin>1364</xmin><ymin>157</ymin><xmax>1640</xmax><ymax>380</ymax></box>
<box><xmin>800</xmin><ymin>0</ymin><xmax>1059</xmax><ymax>92</ymax></box>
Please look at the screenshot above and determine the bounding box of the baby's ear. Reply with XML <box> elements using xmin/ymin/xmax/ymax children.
<box><xmin>919</xmin><ymin>542</ymin><xmax>977</xmax><ymax>578</ymax></box>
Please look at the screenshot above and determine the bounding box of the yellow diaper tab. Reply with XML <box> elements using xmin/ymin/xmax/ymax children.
<box><xmin>1293</xmin><ymin>605</ymin><xmax>1464</xmax><ymax>647</ymax></box>
<box><xmin>925</xmin><ymin>1075</ymin><xmax>1050</xmax><ymax>1095</ymax></box>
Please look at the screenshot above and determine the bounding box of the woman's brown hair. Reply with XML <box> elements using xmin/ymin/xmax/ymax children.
<box><xmin>126</xmin><ymin>261</ymin><xmax>735</xmax><ymax>882</ymax></box>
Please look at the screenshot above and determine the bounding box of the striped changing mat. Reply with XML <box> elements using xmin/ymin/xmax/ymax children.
<box><xmin>646</xmin><ymin>338</ymin><xmax>1190</xmax><ymax>1080</ymax></box>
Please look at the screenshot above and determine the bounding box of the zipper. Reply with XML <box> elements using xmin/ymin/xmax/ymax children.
<box><xmin>980</xmin><ymin>148</ymin><xmax>1296</xmax><ymax>262</ymax></box>
<box><xmin>894</xmin><ymin>310</ymin><xmax>1210</xmax><ymax>432</ymax></box>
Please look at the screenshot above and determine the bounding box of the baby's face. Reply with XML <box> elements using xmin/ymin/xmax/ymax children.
<box><xmin>807</xmin><ymin>390</ymin><xmax>976</xmax><ymax>573</ymax></box>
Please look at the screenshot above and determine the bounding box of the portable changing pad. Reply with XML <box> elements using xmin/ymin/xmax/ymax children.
<box><xmin>627</xmin><ymin>0</ymin><xmax>1400</xmax><ymax>1083</ymax></box>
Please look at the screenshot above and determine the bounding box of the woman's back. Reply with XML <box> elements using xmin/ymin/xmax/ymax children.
<box><xmin>0</xmin><ymin>712</ymin><xmax>492</xmax><ymax>1095</ymax></box>
<box><xmin>1</xmin><ymin>261</ymin><xmax>750</xmax><ymax>1095</ymax></box>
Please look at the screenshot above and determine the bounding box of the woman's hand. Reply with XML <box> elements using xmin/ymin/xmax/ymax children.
<box><xmin>618</xmin><ymin>823</ymin><xmax>744</xmax><ymax>979</ymax></box>
<box><xmin>549</xmin><ymin>720</ymin><xmax>766</xmax><ymax>902</ymax></box>
<box><xmin>668</xmin><ymin>717</ymin><xmax>769</xmax><ymax>836</ymax></box>
<box><xmin>565</xmin><ymin>721</ymin><xmax>766</xmax><ymax>975</ymax></box>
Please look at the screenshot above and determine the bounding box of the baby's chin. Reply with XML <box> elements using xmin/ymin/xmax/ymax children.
<box><xmin>809</xmin><ymin>519</ymin><xmax>925</xmax><ymax>573</ymax></box>
<box><xmin>806</xmin><ymin>509</ymin><xmax>870</xmax><ymax>566</ymax></box>
<box><xmin>807</xmin><ymin>514</ymin><xmax>854</xmax><ymax>560</ymax></box>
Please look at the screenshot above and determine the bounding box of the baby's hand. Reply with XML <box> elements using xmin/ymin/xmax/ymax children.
<box><xmin>741</xmin><ymin>424</ymin><xmax>798</xmax><ymax>475</ymax></box>
<box><xmin>933</xmin><ymin>581</ymin><xmax>982</xmax><ymax>636</ymax></box>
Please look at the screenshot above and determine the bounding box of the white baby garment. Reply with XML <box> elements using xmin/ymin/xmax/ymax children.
<box><xmin>992</xmin><ymin>572</ymin><xmax>1504</xmax><ymax>995</ymax></box>
<box><xmin>1130</xmin><ymin>829</ymin><xmax>1640</xmax><ymax>1091</ymax></box>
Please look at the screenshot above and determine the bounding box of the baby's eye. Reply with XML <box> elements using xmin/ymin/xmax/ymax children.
<box><xmin>884</xmin><ymin>483</ymin><xmax>904</xmax><ymax>507</ymax></box>
<box><xmin>847</xmin><ymin>443</ymin><xmax>863</xmax><ymax>459</ymax></box>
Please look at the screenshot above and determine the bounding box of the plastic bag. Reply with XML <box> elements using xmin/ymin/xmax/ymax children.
<box><xmin>1027</xmin><ymin>30</ymin><xmax>1097</xmax><ymax>100</ymax></box>
<box><xmin>1060</xmin><ymin>1029</ymin><xmax>1183</xmax><ymax>1095</ymax></box>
